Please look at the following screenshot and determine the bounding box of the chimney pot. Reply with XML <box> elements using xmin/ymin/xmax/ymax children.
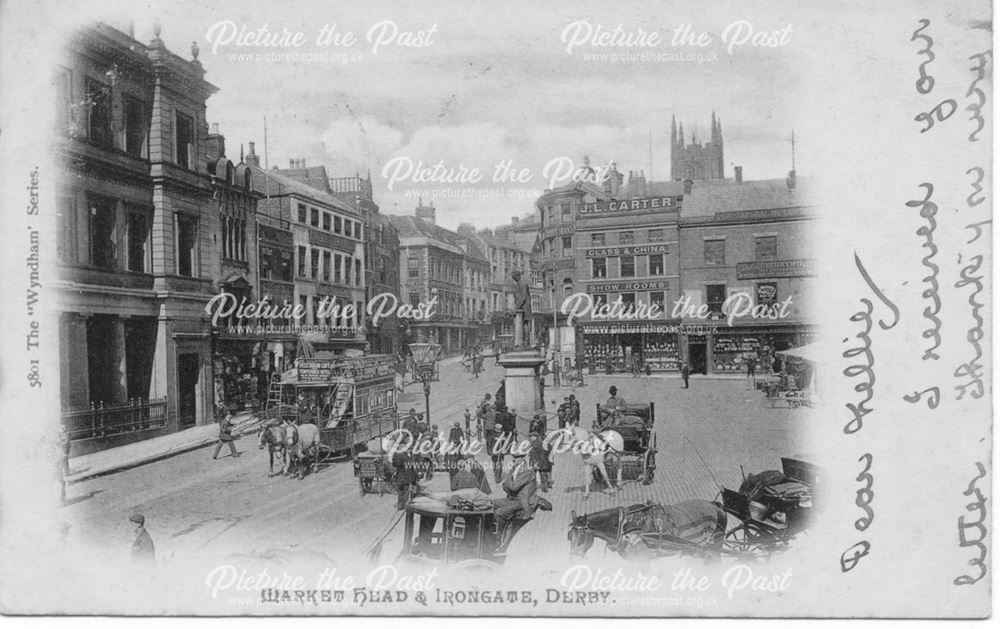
<box><xmin>211</xmin><ymin>123</ymin><xmax>219</xmax><ymax>135</ymax></box>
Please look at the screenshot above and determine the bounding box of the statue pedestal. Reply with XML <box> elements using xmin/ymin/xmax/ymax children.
<box><xmin>498</xmin><ymin>350</ymin><xmax>545</xmax><ymax>434</ymax></box>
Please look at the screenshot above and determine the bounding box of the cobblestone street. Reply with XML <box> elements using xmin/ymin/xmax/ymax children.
<box><xmin>63</xmin><ymin>357</ymin><xmax>810</xmax><ymax>569</ymax></box>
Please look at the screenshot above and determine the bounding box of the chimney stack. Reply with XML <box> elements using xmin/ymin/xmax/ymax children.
<box><xmin>786</xmin><ymin>169</ymin><xmax>797</xmax><ymax>190</ymax></box>
<box><xmin>246</xmin><ymin>141</ymin><xmax>260</xmax><ymax>167</ymax></box>
<box><xmin>734</xmin><ymin>166</ymin><xmax>743</xmax><ymax>184</ymax></box>
<box><xmin>683</xmin><ymin>179</ymin><xmax>693</xmax><ymax>195</ymax></box>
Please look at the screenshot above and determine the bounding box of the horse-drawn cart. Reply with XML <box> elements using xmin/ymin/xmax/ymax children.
<box><xmin>353</xmin><ymin>451</ymin><xmax>396</xmax><ymax>496</ymax></box>
<box><xmin>721</xmin><ymin>456</ymin><xmax>818</xmax><ymax>556</ymax></box>
<box><xmin>592</xmin><ymin>402</ymin><xmax>657</xmax><ymax>485</ymax></box>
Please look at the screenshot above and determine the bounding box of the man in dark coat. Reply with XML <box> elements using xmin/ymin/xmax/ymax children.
<box><xmin>493</xmin><ymin>442</ymin><xmax>538</xmax><ymax>550</ymax></box>
<box><xmin>529</xmin><ymin>433</ymin><xmax>553</xmax><ymax>492</ymax></box>
<box><xmin>130</xmin><ymin>514</ymin><xmax>155</xmax><ymax>563</ymax></box>
<box><xmin>449</xmin><ymin>422</ymin><xmax>464</xmax><ymax>446</ymax></box>
<box><xmin>392</xmin><ymin>451</ymin><xmax>419</xmax><ymax>510</ymax></box>
<box><xmin>212</xmin><ymin>411</ymin><xmax>240</xmax><ymax>459</ymax></box>
<box><xmin>450</xmin><ymin>458</ymin><xmax>481</xmax><ymax>491</ymax></box>
<box><xmin>681</xmin><ymin>363</ymin><xmax>691</xmax><ymax>389</ymax></box>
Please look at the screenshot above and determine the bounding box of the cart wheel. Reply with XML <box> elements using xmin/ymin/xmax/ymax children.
<box><xmin>724</xmin><ymin>523</ymin><xmax>771</xmax><ymax>562</ymax></box>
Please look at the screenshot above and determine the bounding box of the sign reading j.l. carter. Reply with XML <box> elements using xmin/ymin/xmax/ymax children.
<box><xmin>586</xmin><ymin>244</ymin><xmax>669</xmax><ymax>257</ymax></box>
<box><xmin>578</xmin><ymin>196</ymin><xmax>680</xmax><ymax>215</ymax></box>
<box><xmin>736</xmin><ymin>259</ymin><xmax>816</xmax><ymax>279</ymax></box>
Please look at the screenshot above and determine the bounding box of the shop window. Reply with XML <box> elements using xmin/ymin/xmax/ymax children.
<box><xmin>310</xmin><ymin>249</ymin><xmax>320</xmax><ymax>279</ymax></box>
<box><xmin>755</xmin><ymin>236</ymin><xmax>778</xmax><ymax>261</ymax></box>
<box><xmin>648</xmin><ymin>228</ymin><xmax>664</xmax><ymax>242</ymax></box>
<box><xmin>297</xmin><ymin>246</ymin><xmax>307</xmax><ymax>277</ymax></box>
<box><xmin>85</xmin><ymin>78</ymin><xmax>112</xmax><ymax>148</ymax></box>
<box><xmin>174</xmin><ymin>111</ymin><xmax>194</xmax><ymax>169</ymax></box>
<box><xmin>706</xmin><ymin>284</ymin><xmax>726</xmax><ymax>315</ymax></box>
<box><xmin>704</xmin><ymin>239</ymin><xmax>725</xmax><ymax>266</ymax></box>
<box><xmin>126</xmin><ymin>208</ymin><xmax>150</xmax><ymax>273</ymax></box>
<box><xmin>310</xmin><ymin>208</ymin><xmax>320</xmax><ymax>228</ymax></box>
<box><xmin>124</xmin><ymin>97</ymin><xmax>149</xmax><ymax>158</ymax></box>
<box><xmin>591</xmin><ymin>233</ymin><xmax>605</xmax><ymax>246</ymax></box>
<box><xmin>176</xmin><ymin>214</ymin><xmax>198</xmax><ymax>277</ymax></box>
<box><xmin>297</xmin><ymin>203</ymin><xmax>307</xmax><ymax>224</ymax></box>
<box><xmin>650</xmin><ymin>291</ymin><xmax>665</xmax><ymax>310</ymax></box>
<box><xmin>592</xmin><ymin>258</ymin><xmax>607</xmax><ymax>279</ymax></box>
<box><xmin>620</xmin><ymin>231</ymin><xmax>635</xmax><ymax>245</ymax></box>
<box><xmin>649</xmin><ymin>254</ymin><xmax>665</xmax><ymax>275</ymax></box>
<box><xmin>89</xmin><ymin>195</ymin><xmax>116</xmax><ymax>270</ymax></box>
<box><xmin>323</xmin><ymin>212</ymin><xmax>331</xmax><ymax>231</ymax></box>
<box><xmin>323</xmin><ymin>251</ymin><xmax>331</xmax><ymax>282</ymax></box>
<box><xmin>562</xmin><ymin>236</ymin><xmax>573</xmax><ymax>256</ymax></box>
<box><xmin>408</xmin><ymin>256</ymin><xmax>419</xmax><ymax>278</ymax></box>
<box><xmin>593</xmin><ymin>293</ymin><xmax>607</xmax><ymax>308</ymax></box>
<box><xmin>620</xmin><ymin>292</ymin><xmax>636</xmax><ymax>306</ymax></box>
<box><xmin>620</xmin><ymin>256</ymin><xmax>636</xmax><ymax>278</ymax></box>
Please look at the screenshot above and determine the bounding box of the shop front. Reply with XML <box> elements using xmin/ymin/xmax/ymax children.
<box><xmin>580</xmin><ymin>321</ymin><xmax>681</xmax><ymax>373</ymax></box>
<box><xmin>680</xmin><ymin>324</ymin><xmax>817</xmax><ymax>375</ymax></box>
<box><xmin>212</xmin><ymin>337</ymin><xmax>296</xmax><ymax>414</ymax></box>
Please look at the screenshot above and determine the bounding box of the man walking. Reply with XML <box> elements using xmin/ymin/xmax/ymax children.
<box><xmin>130</xmin><ymin>514</ymin><xmax>155</xmax><ymax>563</ymax></box>
<box><xmin>494</xmin><ymin>441</ymin><xmax>538</xmax><ymax>550</ymax></box>
<box><xmin>213</xmin><ymin>410</ymin><xmax>241</xmax><ymax>459</ymax></box>
<box><xmin>681</xmin><ymin>362</ymin><xmax>691</xmax><ymax>389</ymax></box>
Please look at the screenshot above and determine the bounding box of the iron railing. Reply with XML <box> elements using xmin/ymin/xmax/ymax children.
<box><xmin>62</xmin><ymin>397</ymin><xmax>169</xmax><ymax>440</ymax></box>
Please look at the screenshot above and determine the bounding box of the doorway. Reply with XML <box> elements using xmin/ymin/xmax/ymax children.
<box><xmin>177</xmin><ymin>353</ymin><xmax>201</xmax><ymax>429</ymax></box>
<box><xmin>688</xmin><ymin>342</ymin><xmax>707</xmax><ymax>375</ymax></box>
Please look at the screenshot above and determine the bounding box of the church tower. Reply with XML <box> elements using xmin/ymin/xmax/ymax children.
<box><xmin>671</xmin><ymin>112</ymin><xmax>725</xmax><ymax>180</ymax></box>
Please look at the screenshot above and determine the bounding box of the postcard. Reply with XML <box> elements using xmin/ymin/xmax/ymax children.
<box><xmin>0</xmin><ymin>0</ymin><xmax>991</xmax><ymax>617</ymax></box>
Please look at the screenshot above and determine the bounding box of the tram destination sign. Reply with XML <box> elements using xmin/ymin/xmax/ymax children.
<box><xmin>296</xmin><ymin>355</ymin><xmax>397</xmax><ymax>382</ymax></box>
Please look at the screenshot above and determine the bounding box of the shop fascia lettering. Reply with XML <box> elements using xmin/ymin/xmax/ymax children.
<box><xmin>579</xmin><ymin>196</ymin><xmax>678</xmax><ymax>214</ymax></box>
<box><xmin>561</xmin><ymin>292</ymin><xmax>794</xmax><ymax>326</ymax></box>
<box><xmin>586</xmin><ymin>244</ymin><xmax>669</xmax><ymax>257</ymax></box>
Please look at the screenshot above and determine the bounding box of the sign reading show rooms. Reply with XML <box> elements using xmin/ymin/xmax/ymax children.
<box><xmin>578</xmin><ymin>195</ymin><xmax>681</xmax><ymax>216</ymax></box>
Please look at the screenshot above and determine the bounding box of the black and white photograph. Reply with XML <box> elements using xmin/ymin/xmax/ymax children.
<box><xmin>0</xmin><ymin>0</ymin><xmax>992</xmax><ymax>618</ymax></box>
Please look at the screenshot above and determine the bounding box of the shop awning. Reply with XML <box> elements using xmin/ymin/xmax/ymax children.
<box><xmin>776</xmin><ymin>342</ymin><xmax>826</xmax><ymax>364</ymax></box>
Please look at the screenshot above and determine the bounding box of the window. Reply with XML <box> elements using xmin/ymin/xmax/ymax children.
<box><xmin>89</xmin><ymin>195</ymin><xmax>116</xmax><ymax>270</ymax></box>
<box><xmin>334</xmin><ymin>216</ymin><xmax>342</xmax><ymax>234</ymax></box>
<box><xmin>650</xmin><ymin>291</ymin><xmax>666</xmax><ymax>310</ymax></box>
<box><xmin>297</xmin><ymin>246</ymin><xmax>307</xmax><ymax>277</ymax></box>
<box><xmin>620</xmin><ymin>256</ymin><xmax>635</xmax><ymax>278</ymax></box>
<box><xmin>355</xmin><ymin>260</ymin><xmax>362</xmax><ymax>286</ymax></box>
<box><xmin>408</xmin><ymin>257</ymin><xmax>419</xmax><ymax>278</ymax></box>
<box><xmin>563</xmin><ymin>277</ymin><xmax>573</xmax><ymax>299</ymax></box>
<box><xmin>409</xmin><ymin>292</ymin><xmax>420</xmax><ymax>305</ymax></box>
<box><xmin>174</xmin><ymin>111</ymin><xmax>194</xmax><ymax>169</ymax></box>
<box><xmin>310</xmin><ymin>249</ymin><xmax>319</xmax><ymax>279</ymax></box>
<box><xmin>126</xmin><ymin>209</ymin><xmax>149</xmax><ymax>273</ymax></box>
<box><xmin>706</xmin><ymin>284</ymin><xmax>727</xmax><ymax>315</ymax></box>
<box><xmin>124</xmin><ymin>97</ymin><xmax>148</xmax><ymax>158</ymax></box>
<box><xmin>620</xmin><ymin>231</ymin><xmax>635</xmax><ymax>245</ymax></box>
<box><xmin>649</xmin><ymin>254</ymin><xmax>665</xmax><ymax>275</ymax></box>
<box><xmin>755</xmin><ymin>236</ymin><xmax>778</xmax><ymax>261</ymax></box>
<box><xmin>85</xmin><ymin>78</ymin><xmax>111</xmax><ymax>147</ymax></box>
<box><xmin>561</xmin><ymin>202</ymin><xmax>572</xmax><ymax>218</ymax></box>
<box><xmin>704</xmin><ymin>239</ymin><xmax>725</xmax><ymax>265</ymax></box>
<box><xmin>648</xmin><ymin>228</ymin><xmax>664</xmax><ymax>242</ymax></box>
<box><xmin>323</xmin><ymin>212</ymin><xmax>331</xmax><ymax>231</ymax></box>
<box><xmin>620</xmin><ymin>293</ymin><xmax>636</xmax><ymax>306</ymax></box>
<box><xmin>593</xmin><ymin>294</ymin><xmax>607</xmax><ymax>308</ymax></box>
<box><xmin>345</xmin><ymin>256</ymin><xmax>352</xmax><ymax>285</ymax></box>
<box><xmin>310</xmin><ymin>208</ymin><xmax>320</xmax><ymax>228</ymax></box>
<box><xmin>297</xmin><ymin>203</ymin><xmax>307</xmax><ymax>224</ymax></box>
<box><xmin>260</xmin><ymin>246</ymin><xmax>274</xmax><ymax>279</ymax></box>
<box><xmin>592</xmin><ymin>258</ymin><xmax>606</xmax><ymax>278</ymax></box>
<box><xmin>279</xmin><ymin>250</ymin><xmax>292</xmax><ymax>281</ymax></box>
<box><xmin>56</xmin><ymin>196</ymin><xmax>74</xmax><ymax>262</ymax></box>
<box><xmin>756</xmin><ymin>282</ymin><xmax>779</xmax><ymax>307</ymax></box>
<box><xmin>322</xmin><ymin>251</ymin><xmax>331</xmax><ymax>282</ymax></box>
<box><xmin>561</xmin><ymin>236</ymin><xmax>572</xmax><ymax>257</ymax></box>
<box><xmin>354</xmin><ymin>222</ymin><xmax>362</xmax><ymax>239</ymax></box>
<box><xmin>591</xmin><ymin>233</ymin><xmax>605</xmax><ymax>246</ymax></box>
<box><xmin>333</xmin><ymin>254</ymin><xmax>343</xmax><ymax>283</ymax></box>
<box><xmin>299</xmin><ymin>295</ymin><xmax>309</xmax><ymax>324</ymax></box>
<box><xmin>176</xmin><ymin>214</ymin><xmax>198</xmax><ymax>277</ymax></box>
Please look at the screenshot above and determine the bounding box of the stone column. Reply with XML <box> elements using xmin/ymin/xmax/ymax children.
<box><xmin>110</xmin><ymin>317</ymin><xmax>128</xmax><ymax>405</ymax></box>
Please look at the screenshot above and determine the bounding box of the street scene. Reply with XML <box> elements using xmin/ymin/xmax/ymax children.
<box><xmin>63</xmin><ymin>356</ymin><xmax>812</xmax><ymax>572</ymax></box>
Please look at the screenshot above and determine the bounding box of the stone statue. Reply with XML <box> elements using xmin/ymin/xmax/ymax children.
<box><xmin>511</xmin><ymin>270</ymin><xmax>532</xmax><ymax>348</ymax></box>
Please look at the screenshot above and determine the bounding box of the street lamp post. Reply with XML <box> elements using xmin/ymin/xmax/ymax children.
<box><xmin>551</xmin><ymin>285</ymin><xmax>560</xmax><ymax>388</ymax></box>
<box><xmin>408</xmin><ymin>342</ymin><xmax>442</xmax><ymax>423</ymax></box>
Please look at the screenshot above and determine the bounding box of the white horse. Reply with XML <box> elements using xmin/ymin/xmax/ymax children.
<box><xmin>561</xmin><ymin>425</ymin><xmax>624</xmax><ymax>499</ymax></box>
<box><xmin>285</xmin><ymin>423</ymin><xmax>321</xmax><ymax>479</ymax></box>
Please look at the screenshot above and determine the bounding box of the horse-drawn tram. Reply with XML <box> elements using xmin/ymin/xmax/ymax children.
<box><xmin>267</xmin><ymin>354</ymin><xmax>401</xmax><ymax>460</ymax></box>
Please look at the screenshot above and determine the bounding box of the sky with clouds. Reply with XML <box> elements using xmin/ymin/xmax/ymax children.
<box><xmin>70</xmin><ymin>0</ymin><xmax>811</xmax><ymax>229</ymax></box>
